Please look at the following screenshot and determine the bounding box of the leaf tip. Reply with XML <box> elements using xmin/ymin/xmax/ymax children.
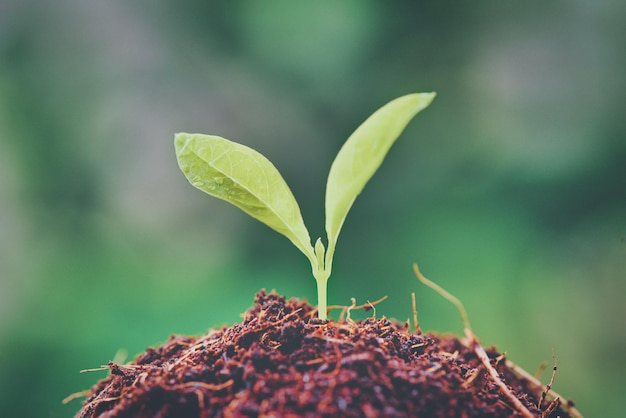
<box><xmin>314</xmin><ymin>237</ymin><xmax>325</xmax><ymax>268</ymax></box>
<box><xmin>405</xmin><ymin>92</ymin><xmax>437</xmax><ymax>109</ymax></box>
<box><xmin>174</xmin><ymin>132</ymin><xmax>191</xmax><ymax>153</ymax></box>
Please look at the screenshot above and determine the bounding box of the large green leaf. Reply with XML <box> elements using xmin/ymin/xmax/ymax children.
<box><xmin>175</xmin><ymin>133</ymin><xmax>315</xmax><ymax>262</ymax></box>
<box><xmin>324</xmin><ymin>93</ymin><xmax>436</xmax><ymax>265</ymax></box>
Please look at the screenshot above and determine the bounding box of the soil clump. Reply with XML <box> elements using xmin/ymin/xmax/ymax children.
<box><xmin>76</xmin><ymin>290</ymin><xmax>578</xmax><ymax>417</ymax></box>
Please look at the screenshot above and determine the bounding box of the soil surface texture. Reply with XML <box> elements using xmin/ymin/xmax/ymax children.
<box><xmin>76</xmin><ymin>290</ymin><xmax>578</xmax><ymax>417</ymax></box>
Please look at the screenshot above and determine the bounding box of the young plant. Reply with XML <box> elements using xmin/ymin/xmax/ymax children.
<box><xmin>175</xmin><ymin>93</ymin><xmax>435</xmax><ymax>319</ymax></box>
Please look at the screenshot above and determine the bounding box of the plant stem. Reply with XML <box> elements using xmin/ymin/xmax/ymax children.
<box><xmin>316</xmin><ymin>275</ymin><xmax>328</xmax><ymax>320</ymax></box>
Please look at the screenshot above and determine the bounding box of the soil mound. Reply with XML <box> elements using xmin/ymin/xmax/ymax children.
<box><xmin>77</xmin><ymin>290</ymin><xmax>577</xmax><ymax>417</ymax></box>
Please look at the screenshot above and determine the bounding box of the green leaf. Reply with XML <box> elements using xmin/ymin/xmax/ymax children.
<box><xmin>175</xmin><ymin>133</ymin><xmax>315</xmax><ymax>262</ymax></box>
<box><xmin>324</xmin><ymin>93</ymin><xmax>436</xmax><ymax>266</ymax></box>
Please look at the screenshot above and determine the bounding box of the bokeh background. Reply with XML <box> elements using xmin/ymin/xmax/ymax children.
<box><xmin>1</xmin><ymin>1</ymin><xmax>625</xmax><ymax>416</ymax></box>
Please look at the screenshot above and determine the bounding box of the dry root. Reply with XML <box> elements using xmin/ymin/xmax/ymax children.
<box><xmin>413</xmin><ymin>262</ymin><xmax>583</xmax><ymax>418</ymax></box>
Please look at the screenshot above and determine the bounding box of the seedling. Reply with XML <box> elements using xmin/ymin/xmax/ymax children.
<box><xmin>175</xmin><ymin>93</ymin><xmax>435</xmax><ymax>319</ymax></box>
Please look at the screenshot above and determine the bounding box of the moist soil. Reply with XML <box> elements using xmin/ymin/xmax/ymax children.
<box><xmin>76</xmin><ymin>290</ymin><xmax>578</xmax><ymax>418</ymax></box>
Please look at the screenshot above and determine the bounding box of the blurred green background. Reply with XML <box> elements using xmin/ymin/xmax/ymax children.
<box><xmin>1</xmin><ymin>1</ymin><xmax>624</xmax><ymax>416</ymax></box>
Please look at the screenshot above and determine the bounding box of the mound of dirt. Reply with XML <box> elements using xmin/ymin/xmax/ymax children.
<box><xmin>76</xmin><ymin>290</ymin><xmax>578</xmax><ymax>417</ymax></box>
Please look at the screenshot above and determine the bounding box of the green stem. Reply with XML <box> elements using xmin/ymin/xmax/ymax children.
<box><xmin>316</xmin><ymin>274</ymin><xmax>328</xmax><ymax>320</ymax></box>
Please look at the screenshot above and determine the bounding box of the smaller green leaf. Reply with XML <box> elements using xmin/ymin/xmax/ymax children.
<box><xmin>324</xmin><ymin>93</ymin><xmax>435</xmax><ymax>267</ymax></box>
<box><xmin>175</xmin><ymin>133</ymin><xmax>315</xmax><ymax>263</ymax></box>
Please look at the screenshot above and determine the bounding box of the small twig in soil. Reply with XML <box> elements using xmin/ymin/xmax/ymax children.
<box><xmin>505</xmin><ymin>359</ymin><xmax>584</xmax><ymax>418</ymax></box>
<box><xmin>413</xmin><ymin>263</ymin><xmax>583</xmax><ymax>418</ymax></box>
<box><xmin>176</xmin><ymin>380</ymin><xmax>235</xmax><ymax>392</ymax></box>
<box><xmin>465</xmin><ymin>329</ymin><xmax>535</xmax><ymax>418</ymax></box>
<box><xmin>538</xmin><ymin>350</ymin><xmax>558</xmax><ymax>410</ymax></box>
<box><xmin>80</xmin><ymin>366</ymin><xmax>109</xmax><ymax>373</ymax></box>
<box><xmin>542</xmin><ymin>398</ymin><xmax>561</xmax><ymax>418</ymax></box>
<box><xmin>365</xmin><ymin>300</ymin><xmax>376</xmax><ymax>318</ymax></box>
<box><xmin>494</xmin><ymin>352</ymin><xmax>507</xmax><ymax>366</ymax></box>
<box><xmin>413</xmin><ymin>263</ymin><xmax>535</xmax><ymax>418</ymax></box>
<box><xmin>461</xmin><ymin>366</ymin><xmax>484</xmax><ymax>389</ymax></box>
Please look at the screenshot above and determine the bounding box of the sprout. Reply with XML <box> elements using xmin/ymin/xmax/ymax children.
<box><xmin>175</xmin><ymin>93</ymin><xmax>435</xmax><ymax>319</ymax></box>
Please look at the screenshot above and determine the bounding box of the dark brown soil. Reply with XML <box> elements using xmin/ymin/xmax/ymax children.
<box><xmin>76</xmin><ymin>290</ymin><xmax>579</xmax><ymax>418</ymax></box>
